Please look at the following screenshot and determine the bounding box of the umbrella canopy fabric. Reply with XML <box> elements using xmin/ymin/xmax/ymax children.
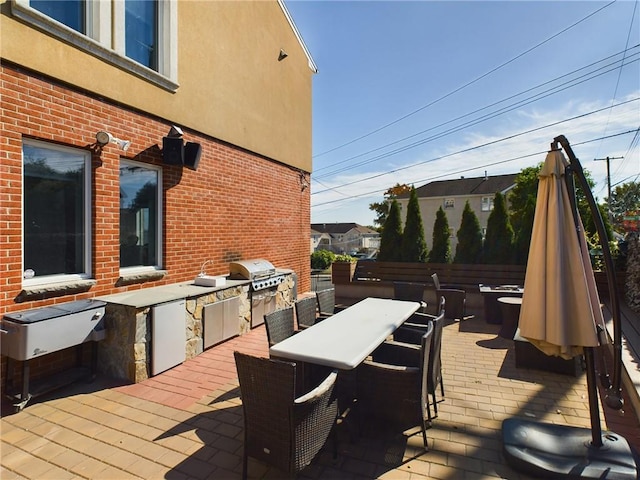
<box><xmin>519</xmin><ymin>149</ymin><xmax>605</xmax><ymax>359</ymax></box>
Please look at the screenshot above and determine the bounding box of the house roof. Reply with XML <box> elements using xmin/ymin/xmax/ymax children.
<box><xmin>311</xmin><ymin>223</ymin><xmax>378</xmax><ymax>235</ymax></box>
<box><xmin>406</xmin><ymin>173</ymin><xmax>518</xmax><ymax>198</ymax></box>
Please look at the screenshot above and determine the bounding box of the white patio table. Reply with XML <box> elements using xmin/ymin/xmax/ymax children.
<box><xmin>269</xmin><ymin>297</ymin><xmax>420</xmax><ymax>370</ymax></box>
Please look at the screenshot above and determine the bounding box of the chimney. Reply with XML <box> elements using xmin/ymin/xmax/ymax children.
<box><xmin>484</xmin><ymin>170</ymin><xmax>488</xmax><ymax>181</ymax></box>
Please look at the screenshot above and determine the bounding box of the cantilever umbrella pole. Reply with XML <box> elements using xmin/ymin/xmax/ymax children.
<box><xmin>553</xmin><ymin>135</ymin><xmax>623</xmax><ymax>407</ymax></box>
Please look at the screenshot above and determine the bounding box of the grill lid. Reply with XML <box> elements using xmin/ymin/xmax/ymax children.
<box><xmin>229</xmin><ymin>259</ymin><xmax>276</xmax><ymax>280</ymax></box>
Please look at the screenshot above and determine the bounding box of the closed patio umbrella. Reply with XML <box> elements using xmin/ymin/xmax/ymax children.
<box><xmin>502</xmin><ymin>136</ymin><xmax>638</xmax><ymax>479</ymax></box>
<box><xmin>518</xmin><ymin>148</ymin><xmax>603</xmax><ymax>358</ymax></box>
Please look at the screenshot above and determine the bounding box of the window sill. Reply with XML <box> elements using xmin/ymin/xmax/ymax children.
<box><xmin>116</xmin><ymin>270</ymin><xmax>168</xmax><ymax>287</ymax></box>
<box><xmin>17</xmin><ymin>279</ymin><xmax>97</xmax><ymax>302</ymax></box>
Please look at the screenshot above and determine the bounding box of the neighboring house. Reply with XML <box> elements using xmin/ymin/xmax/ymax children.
<box><xmin>311</xmin><ymin>223</ymin><xmax>380</xmax><ymax>254</ymax></box>
<box><xmin>397</xmin><ymin>173</ymin><xmax>518</xmax><ymax>253</ymax></box>
<box><xmin>1</xmin><ymin>1</ymin><xmax>315</xmax><ymax>381</ymax></box>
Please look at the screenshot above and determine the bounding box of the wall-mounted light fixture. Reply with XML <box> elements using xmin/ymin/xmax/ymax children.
<box><xmin>278</xmin><ymin>49</ymin><xmax>288</xmax><ymax>61</ymax></box>
<box><xmin>96</xmin><ymin>131</ymin><xmax>131</xmax><ymax>151</ymax></box>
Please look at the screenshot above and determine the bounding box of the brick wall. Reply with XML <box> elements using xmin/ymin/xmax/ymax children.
<box><xmin>0</xmin><ymin>64</ymin><xmax>310</xmax><ymax>386</ymax></box>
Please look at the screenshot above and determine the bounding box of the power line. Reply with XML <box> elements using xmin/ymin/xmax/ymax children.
<box><xmin>311</xmin><ymin>129</ymin><xmax>638</xmax><ymax>209</ymax></box>
<box><xmin>312</xmin><ymin>0</ymin><xmax>618</xmax><ymax>160</ymax></box>
<box><xmin>311</xmin><ymin>98</ymin><xmax>639</xmax><ymax>196</ymax></box>
<box><xmin>314</xmin><ymin>48</ymin><xmax>639</xmax><ymax>179</ymax></box>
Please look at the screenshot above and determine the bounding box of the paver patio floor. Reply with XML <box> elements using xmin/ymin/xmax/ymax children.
<box><xmin>2</xmin><ymin>312</ymin><xmax>639</xmax><ymax>479</ymax></box>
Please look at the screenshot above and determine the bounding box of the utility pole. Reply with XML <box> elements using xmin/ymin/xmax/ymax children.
<box><xmin>594</xmin><ymin>156</ymin><xmax>623</xmax><ymax>200</ymax></box>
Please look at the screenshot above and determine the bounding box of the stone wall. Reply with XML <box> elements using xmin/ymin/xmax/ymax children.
<box><xmin>625</xmin><ymin>232</ymin><xmax>640</xmax><ymax>313</ymax></box>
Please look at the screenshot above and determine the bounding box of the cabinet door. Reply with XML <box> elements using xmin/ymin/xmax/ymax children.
<box><xmin>151</xmin><ymin>300</ymin><xmax>186</xmax><ymax>375</ymax></box>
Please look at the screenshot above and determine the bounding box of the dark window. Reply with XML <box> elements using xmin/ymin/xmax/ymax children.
<box><xmin>120</xmin><ymin>162</ymin><xmax>159</xmax><ymax>268</ymax></box>
<box><xmin>31</xmin><ymin>0</ymin><xmax>85</xmax><ymax>33</ymax></box>
<box><xmin>125</xmin><ymin>0</ymin><xmax>158</xmax><ymax>70</ymax></box>
<box><xmin>23</xmin><ymin>142</ymin><xmax>88</xmax><ymax>278</ymax></box>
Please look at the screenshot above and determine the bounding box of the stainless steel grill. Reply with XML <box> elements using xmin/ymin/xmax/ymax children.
<box><xmin>229</xmin><ymin>259</ymin><xmax>285</xmax><ymax>291</ymax></box>
<box><xmin>229</xmin><ymin>259</ymin><xmax>285</xmax><ymax>327</ymax></box>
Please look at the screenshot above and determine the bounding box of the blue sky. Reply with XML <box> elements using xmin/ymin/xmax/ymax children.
<box><xmin>285</xmin><ymin>0</ymin><xmax>640</xmax><ymax>227</ymax></box>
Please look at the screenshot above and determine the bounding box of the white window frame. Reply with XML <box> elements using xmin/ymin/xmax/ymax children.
<box><xmin>11</xmin><ymin>0</ymin><xmax>178</xmax><ymax>91</ymax></box>
<box><xmin>481</xmin><ymin>196</ymin><xmax>494</xmax><ymax>212</ymax></box>
<box><xmin>22</xmin><ymin>139</ymin><xmax>92</xmax><ymax>287</ymax></box>
<box><xmin>119</xmin><ymin>159</ymin><xmax>163</xmax><ymax>274</ymax></box>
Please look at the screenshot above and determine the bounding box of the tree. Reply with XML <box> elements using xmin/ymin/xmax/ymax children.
<box><xmin>508</xmin><ymin>164</ymin><xmax>542</xmax><ymax>239</ymax></box>
<box><xmin>508</xmin><ymin>163</ymin><xmax>612</xmax><ymax>262</ymax></box>
<box><xmin>401</xmin><ymin>186</ymin><xmax>428</xmax><ymax>262</ymax></box>
<box><xmin>377</xmin><ymin>199</ymin><xmax>403</xmax><ymax>262</ymax></box>
<box><xmin>454</xmin><ymin>201</ymin><xmax>483</xmax><ymax>264</ymax></box>
<box><xmin>607</xmin><ymin>181</ymin><xmax>640</xmax><ymax>232</ymax></box>
<box><xmin>369</xmin><ymin>183</ymin><xmax>410</xmax><ymax>231</ymax></box>
<box><xmin>513</xmin><ymin>196</ymin><xmax>536</xmax><ymax>265</ymax></box>
<box><xmin>483</xmin><ymin>192</ymin><xmax>514</xmax><ymax>264</ymax></box>
<box><xmin>429</xmin><ymin>206</ymin><xmax>451</xmax><ymax>263</ymax></box>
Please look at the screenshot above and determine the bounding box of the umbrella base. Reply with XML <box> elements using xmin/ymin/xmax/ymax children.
<box><xmin>502</xmin><ymin>418</ymin><xmax>639</xmax><ymax>479</ymax></box>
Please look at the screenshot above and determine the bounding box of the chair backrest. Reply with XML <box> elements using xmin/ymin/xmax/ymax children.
<box><xmin>431</xmin><ymin>273</ymin><xmax>441</xmax><ymax>290</ymax></box>
<box><xmin>234</xmin><ymin>351</ymin><xmax>338</xmax><ymax>476</ymax></box>
<box><xmin>264</xmin><ymin>307</ymin><xmax>295</xmax><ymax>347</ymax></box>
<box><xmin>294</xmin><ymin>296</ymin><xmax>317</xmax><ymax>329</ymax></box>
<box><xmin>419</xmin><ymin>322</ymin><xmax>435</xmax><ymax>419</ymax></box>
<box><xmin>436</xmin><ymin>288</ymin><xmax>465</xmax><ymax>320</ymax></box>
<box><xmin>427</xmin><ymin>311</ymin><xmax>445</xmax><ymax>394</ymax></box>
<box><xmin>316</xmin><ymin>287</ymin><xmax>336</xmax><ymax>316</ymax></box>
<box><xmin>234</xmin><ymin>352</ymin><xmax>297</xmax><ymax>473</ymax></box>
<box><xmin>393</xmin><ymin>281</ymin><xmax>426</xmax><ymax>303</ymax></box>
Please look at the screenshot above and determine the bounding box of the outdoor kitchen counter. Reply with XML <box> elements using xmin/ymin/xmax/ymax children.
<box><xmin>97</xmin><ymin>278</ymin><xmax>249</xmax><ymax>308</ymax></box>
<box><xmin>94</xmin><ymin>269</ymin><xmax>296</xmax><ymax>383</ymax></box>
<box><xmin>97</xmin><ymin>269</ymin><xmax>293</xmax><ymax>308</ymax></box>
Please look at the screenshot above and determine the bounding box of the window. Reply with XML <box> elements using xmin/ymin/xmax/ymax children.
<box><xmin>23</xmin><ymin>140</ymin><xmax>91</xmax><ymax>284</ymax></box>
<box><xmin>120</xmin><ymin>161</ymin><xmax>162</xmax><ymax>269</ymax></box>
<box><xmin>30</xmin><ymin>0</ymin><xmax>85</xmax><ymax>33</ymax></box>
<box><xmin>125</xmin><ymin>0</ymin><xmax>158</xmax><ymax>70</ymax></box>
<box><xmin>482</xmin><ymin>196</ymin><xmax>494</xmax><ymax>211</ymax></box>
<box><xmin>13</xmin><ymin>0</ymin><xmax>178</xmax><ymax>91</ymax></box>
<box><xmin>444</xmin><ymin>198</ymin><xmax>455</xmax><ymax>209</ymax></box>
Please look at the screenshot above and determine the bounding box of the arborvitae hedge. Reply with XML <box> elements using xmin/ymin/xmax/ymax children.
<box><xmin>378</xmin><ymin>199</ymin><xmax>403</xmax><ymax>262</ymax></box>
<box><xmin>483</xmin><ymin>192</ymin><xmax>514</xmax><ymax>264</ymax></box>
<box><xmin>454</xmin><ymin>201</ymin><xmax>483</xmax><ymax>264</ymax></box>
<box><xmin>429</xmin><ymin>206</ymin><xmax>451</xmax><ymax>263</ymax></box>
<box><xmin>401</xmin><ymin>187</ymin><xmax>428</xmax><ymax>262</ymax></box>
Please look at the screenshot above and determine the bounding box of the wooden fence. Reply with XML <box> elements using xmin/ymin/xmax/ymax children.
<box><xmin>333</xmin><ymin>261</ymin><xmax>527</xmax><ymax>290</ymax></box>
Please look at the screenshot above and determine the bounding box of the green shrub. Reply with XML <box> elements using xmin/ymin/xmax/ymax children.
<box><xmin>334</xmin><ymin>254</ymin><xmax>356</xmax><ymax>263</ymax></box>
<box><xmin>310</xmin><ymin>249</ymin><xmax>335</xmax><ymax>270</ymax></box>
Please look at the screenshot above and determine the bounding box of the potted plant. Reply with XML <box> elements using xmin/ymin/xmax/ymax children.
<box><xmin>331</xmin><ymin>254</ymin><xmax>357</xmax><ymax>284</ymax></box>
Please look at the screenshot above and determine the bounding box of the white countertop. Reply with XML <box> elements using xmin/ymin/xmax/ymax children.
<box><xmin>269</xmin><ymin>297</ymin><xmax>420</xmax><ymax>370</ymax></box>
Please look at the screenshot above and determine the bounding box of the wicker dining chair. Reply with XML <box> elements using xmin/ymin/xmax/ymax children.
<box><xmin>316</xmin><ymin>287</ymin><xmax>337</xmax><ymax>320</ymax></box>
<box><xmin>393</xmin><ymin>281</ymin><xmax>428</xmax><ymax>313</ymax></box>
<box><xmin>234</xmin><ymin>351</ymin><xmax>339</xmax><ymax>479</ymax></box>
<box><xmin>356</xmin><ymin>322</ymin><xmax>434</xmax><ymax>450</ymax></box>
<box><xmin>294</xmin><ymin>296</ymin><xmax>317</xmax><ymax>330</ymax></box>
<box><xmin>431</xmin><ymin>273</ymin><xmax>466</xmax><ymax>320</ymax></box>
<box><xmin>393</xmin><ymin>305</ymin><xmax>446</xmax><ymax>423</ymax></box>
<box><xmin>264</xmin><ymin>307</ymin><xmax>296</xmax><ymax>347</ymax></box>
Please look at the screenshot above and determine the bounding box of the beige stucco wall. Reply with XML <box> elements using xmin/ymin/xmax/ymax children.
<box><xmin>0</xmin><ymin>0</ymin><xmax>313</xmax><ymax>171</ymax></box>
